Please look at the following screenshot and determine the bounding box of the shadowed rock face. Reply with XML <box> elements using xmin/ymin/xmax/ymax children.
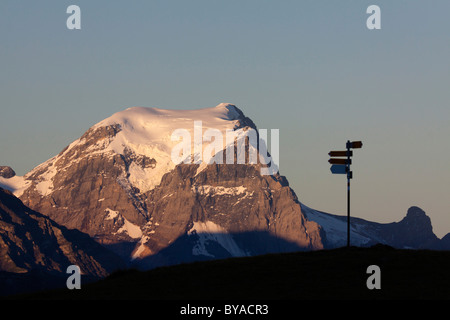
<box><xmin>0</xmin><ymin>188</ymin><xmax>125</xmax><ymax>277</ymax></box>
<box><xmin>136</xmin><ymin>163</ymin><xmax>325</xmax><ymax>266</ymax></box>
<box><xmin>379</xmin><ymin>206</ymin><xmax>439</xmax><ymax>249</ymax></box>
<box><xmin>0</xmin><ymin>166</ymin><xmax>15</xmax><ymax>179</ymax></box>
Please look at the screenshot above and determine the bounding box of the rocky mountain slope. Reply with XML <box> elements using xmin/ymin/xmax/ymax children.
<box><xmin>135</xmin><ymin>162</ymin><xmax>324</xmax><ymax>268</ymax></box>
<box><xmin>0</xmin><ymin>187</ymin><xmax>125</xmax><ymax>276</ymax></box>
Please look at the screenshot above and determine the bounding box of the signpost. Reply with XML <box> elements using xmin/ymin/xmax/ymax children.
<box><xmin>328</xmin><ymin>140</ymin><xmax>363</xmax><ymax>247</ymax></box>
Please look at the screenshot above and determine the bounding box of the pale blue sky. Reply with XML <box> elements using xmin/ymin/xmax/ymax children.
<box><xmin>1</xmin><ymin>1</ymin><xmax>449</xmax><ymax>236</ymax></box>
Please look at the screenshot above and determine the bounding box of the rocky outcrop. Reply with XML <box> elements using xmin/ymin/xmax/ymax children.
<box><xmin>304</xmin><ymin>204</ymin><xmax>443</xmax><ymax>250</ymax></box>
<box><xmin>0</xmin><ymin>166</ymin><xmax>15</xmax><ymax>179</ymax></box>
<box><xmin>376</xmin><ymin>206</ymin><xmax>439</xmax><ymax>249</ymax></box>
<box><xmin>0</xmin><ymin>187</ymin><xmax>125</xmax><ymax>276</ymax></box>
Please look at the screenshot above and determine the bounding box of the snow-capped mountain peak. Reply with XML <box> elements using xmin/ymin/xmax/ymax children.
<box><xmin>1</xmin><ymin>103</ymin><xmax>288</xmax><ymax>261</ymax></box>
<box><xmin>0</xmin><ymin>103</ymin><xmax>254</xmax><ymax>197</ymax></box>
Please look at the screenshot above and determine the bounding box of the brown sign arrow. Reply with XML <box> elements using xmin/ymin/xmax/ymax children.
<box><xmin>347</xmin><ymin>141</ymin><xmax>363</xmax><ymax>149</ymax></box>
<box><xmin>328</xmin><ymin>158</ymin><xmax>352</xmax><ymax>165</ymax></box>
<box><xmin>328</xmin><ymin>151</ymin><xmax>353</xmax><ymax>157</ymax></box>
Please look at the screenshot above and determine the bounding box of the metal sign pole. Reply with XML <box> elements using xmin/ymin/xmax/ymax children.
<box><xmin>347</xmin><ymin>171</ymin><xmax>351</xmax><ymax>247</ymax></box>
<box><xmin>329</xmin><ymin>140</ymin><xmax>362</xmax><ymax>249</ymax></box>
<box><xmin>346</xmin><ymin>140</ymin><xmax>351</xmax><ymax>247</ymax></box>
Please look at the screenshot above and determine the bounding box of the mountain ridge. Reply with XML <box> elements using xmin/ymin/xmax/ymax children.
<box><xmin>1</xmin><ymin>103</ymin><xmax>449</xmax><ymax>272</ymax></box>
<box><xmin>302</xmin><ymin>203</ymin><xmax>448</xmax><ymax>250</ymax></box>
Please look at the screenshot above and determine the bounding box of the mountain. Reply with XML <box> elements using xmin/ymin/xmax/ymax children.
<box><xmin>0</xmin><ymin>103</ymin><xmax>325</xmax><ymax>267</ymax></box>
<box><xmin>1</xmin><ymin>103</ymin><xmax>448</xmax><ymax>272</ymax></box>
<box><xmin>0</xmin><ymin>187</ymin><xmax>125</xmax><ymax>277</ymax></box>
<box><xmin>302</xmin><ymin>204</ymin><xmax>448</xmax><ymax>249</ymax></box>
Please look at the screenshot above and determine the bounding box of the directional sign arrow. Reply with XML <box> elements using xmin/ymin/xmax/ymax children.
<box><xmin>328</xmin><ymin>158</ymin><xmax>351</xmax><ymax>165</ymax></box>
<box><xmin>346</xmin><ymin>141</ymin><xmax>363</xmax><ymax>149</ymax></box>
<box><xmin>330</xmin><ymin>164</ymin><xmax>347</xmax><ymax>174</ymax></box>
<box><xmin>329</xmin><ymin>150</ymin><xmax>353</xmax><ymax>157</ymax></box>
